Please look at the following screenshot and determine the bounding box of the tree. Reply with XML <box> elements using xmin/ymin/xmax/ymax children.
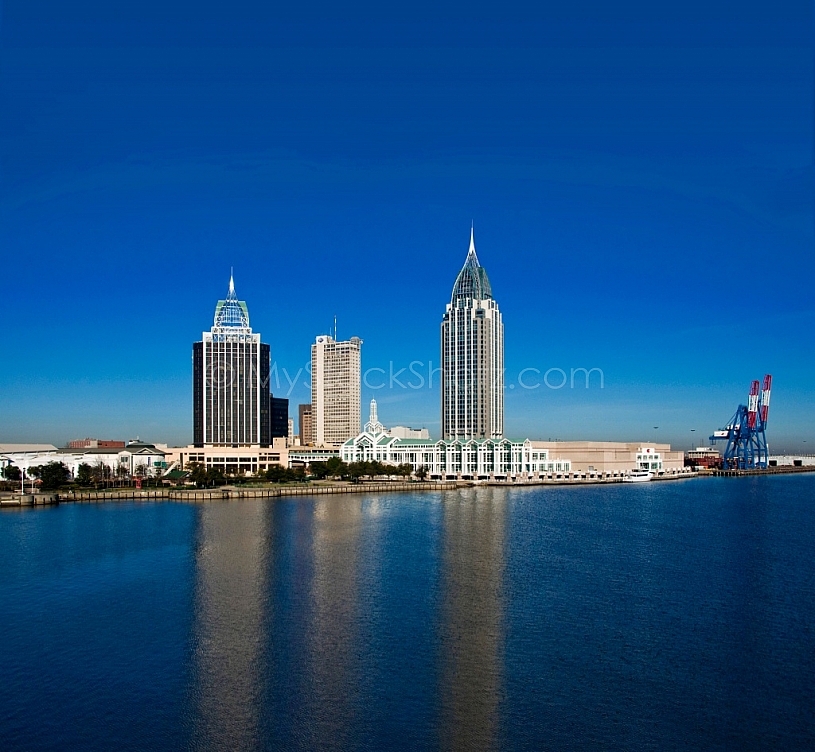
<box><xmin>309</xmin><ymin>461</ymin><xmax>329</xmax><ymax>480</ymax></box>
<box><xmin>395</xmin><ymin>463</ymin><xmax>414</xmax><ymax>479</ymax></box>
<box><xmin>27</xmin><ymin>465</ymin><xmax>42</xmax><ymax>480</ymax></box>
<box><xmin>325</xmin><ymin>456</ymin><xmax>346</xmax><ymax>478</ymax></box>
<box><xmin>2</xmin><ymin>464</ymin><xmax>21</xmax><ymax>482</ymax></box>
<box><xmin>265</xmin><ymin>465</ymin><xmax>287</xmax><ymax>483</ymax></box>
<box><xmin>266</xmin><ymin>464</ymin><xmax>306</xmax><ymax>483</ymax></box>
<box><xmin>75</xmin><ymin>463</ymin><xmax>94</xmax><ymax>486</ymax></box>
<box><xmin>115</xmin><ymin>461</ymin><xmax>129</xmax><ymax>486</ymax></box>
<box><xmin>206</xmin><ymin>467</ymin><xmax>225</xmax><ymax>486</ymax></box>
<box><xmin>187</xmin><ymin>462</ymin><xmax>208</xmax><ymax>488</ymax></box>
<box><xmin>347</xmin><ymin>462</ymin><xmax>366</xmax><ymax>483</ymax></box>
<box><xmin>415</xmin><ymin>465</ymin><xmax>428</xmax><ymax>481</ymax></box>
<box><xmin>39</xmin><ymin>461</ymin><xmax>70</xmax><ymax>490</ymax></box>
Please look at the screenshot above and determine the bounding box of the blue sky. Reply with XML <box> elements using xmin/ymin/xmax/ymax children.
<box><xmin>1</xmin><ymin>1</ymin><xmax>812</xmax><ymax>451</ymax></box>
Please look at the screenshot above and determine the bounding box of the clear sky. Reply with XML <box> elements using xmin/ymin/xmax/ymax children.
<box><xmin>1</xmin><ymin>1</ymin><xmax>813</xmax><ymax>452</ymax></box>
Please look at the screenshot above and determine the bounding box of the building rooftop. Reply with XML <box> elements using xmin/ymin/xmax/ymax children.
<box><xmin>451</xmin><ymin>227</ymin><xmax>493</xmax><ymax>303</ymax></box>
<box><xmin>0</xmin><ymin>444</ymin><xmax>58</xmax><ymax>453</ymax></box>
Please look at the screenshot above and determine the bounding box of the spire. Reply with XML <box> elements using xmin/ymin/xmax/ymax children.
<box><xmin>467</xmin><ymin>224</ymin><xmax>478</xmax><ymax>264</ymax></box>
<box><xmin>364</xmin><ymin>397</ymin><xmax>385</xmax><ymax>435</ymax></box>
<box><xmin>213</xmin><ymin>269</ymin><xmax>250</xmax><ymax>329</ymax></box>
<box><xmin>451</xmin><ymin>225</ymin><xmax>492</xmax><ymax>302</ymax></box>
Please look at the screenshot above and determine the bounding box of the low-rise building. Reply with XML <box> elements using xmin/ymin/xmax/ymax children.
<box><xmin>341</xmin><ymin>403</ymin><xmax>688</xmax><ymax>480</ymax></box>
<box><xmin>530</xmin><ymin>441</ymin><xmax>685</xmax><ymax>475</ymax></box>
<box><xmin>0</xmin><ymin>440</ymin><xmax>166</xmax><ymax>479</ymax></box>
<box><xmin>287</xmin><ymin>446</ymin><xmax>341</xmax><ymax>469</ymax></box>
<box><xmin>164</xmin><ymin>437</ymin><xmax>288</xmax><ymax>476</ymax></box>
<box><xmin>68</xmin><ymin>438</ymin><xmax>126</xmax><ymax>449</ymax></box>
<box><xmin>389</xmin><ymin>426</ymin><xmax>430</xmax><ymax>439</ymax></box>
<box><xmin>685</xmin><ymin>446</ymin><xmax>721</xmax><ymax>468</ymax></box>
<box><xmin>769</xmin><ymin>454</ymin><xmax>815</xmax><ymax>467</ymax></box>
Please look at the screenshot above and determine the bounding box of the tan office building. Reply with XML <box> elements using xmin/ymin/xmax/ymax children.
<box><xmin>298</xmin><ymin>403</ymin><xmax>313</xmax><ymax>446</ymax></box>
<box><xmin>311</xmin><ymin>335</ymin><xmax>363</xmax><ymax>447</ymax></box>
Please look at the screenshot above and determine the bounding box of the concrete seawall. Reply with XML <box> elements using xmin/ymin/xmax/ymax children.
<box><xmin>0</xmin><ymin>481</ymin><xmax>465</xmax><ymax>506</ymax></box>
<box><xmin>1</xmin><ymin>473</ymin><xmax>703</xmax><ymax>507</ymax></box>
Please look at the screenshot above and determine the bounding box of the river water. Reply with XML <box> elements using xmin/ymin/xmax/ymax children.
<box><xmin>1</xmin><ymin>475</ymin><xmax>814</xmax><ymax>751</ymax></box>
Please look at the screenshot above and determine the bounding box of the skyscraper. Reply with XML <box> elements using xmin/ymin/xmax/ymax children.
<box><xmin>298</xmin><ymin>403</ymin><xmax>313</xmax><ymax>446</ymax></box>
<box><xmin>193</xmin><ymin>274</ymin><xmax>270</xmax><ymax>447</ymax></box>
<box><xmin>311</xmin><ymin>334</ymin><xmax>363</xmax><ymax>446</ymax></box>
<box><xmin>269</xmin><ymin>395</ymin><xmax>289</xmax><ymax>439</ymax></box>
<box><xmin>441</xmin><ymin>228</ymin><xmax>504</xmax><ymax>440</ymax></box>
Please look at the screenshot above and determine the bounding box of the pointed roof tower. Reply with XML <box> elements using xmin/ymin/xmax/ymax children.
<box><xmin>214</xmin><ymin>271</ymin><xmax>250</xmax><ymax>329</ymax></box>
<box><xmin>364</xmin><ymin>397</ymin><xmax>385</xmax><ymax>435</ymax></box>
<box><xmin>451</xmin><ymin>226</ymin><xmax>493</xmax><ymax>303</ymax></box>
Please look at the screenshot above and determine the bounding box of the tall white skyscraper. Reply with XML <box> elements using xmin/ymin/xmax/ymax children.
<box><xmin>441</xmin><ymin>228</ymin><xmax>504</xmax><ymax>440</ymax></box>
<box><xmin>311</xmin><ymin>334</ymin><xmax>363</xmax><ymax>446</ymax></box>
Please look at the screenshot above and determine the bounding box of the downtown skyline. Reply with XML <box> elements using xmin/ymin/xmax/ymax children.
<box><xmin>1</xmin><ymin>2</ymin><xmax>812</xmax><ymax>451</ymax></box>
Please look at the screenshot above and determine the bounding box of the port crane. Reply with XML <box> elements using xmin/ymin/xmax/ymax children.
<box><xmin>710</xmin><ymin>375</ymin><xmax>772</xmax><ymax>469</ymax></box>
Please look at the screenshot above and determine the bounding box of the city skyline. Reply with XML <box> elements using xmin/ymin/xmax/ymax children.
<box><xmin>1</xmin><ymin>3</ymin><xmax>812</xmax><ymax>451</ymax></box>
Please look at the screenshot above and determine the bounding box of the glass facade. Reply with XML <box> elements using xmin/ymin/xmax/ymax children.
<box><xmin>193</xmin><ymin>276</ymin><xmax>270</xmax><ymax>447</ymax></box>
<box><xmin>441</xmin><ymin>231</ymin><xmax>504</xmax><ymax>440</ymax></box>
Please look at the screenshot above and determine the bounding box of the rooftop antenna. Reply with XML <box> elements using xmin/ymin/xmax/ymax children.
<box><xmin>334</xmin><ymin>315</ymin><xmax>337</xmax><ymax>341</ymax></box>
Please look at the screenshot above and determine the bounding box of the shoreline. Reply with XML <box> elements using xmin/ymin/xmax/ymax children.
<box><xmin>2</xmin><ymin>466</ymin><xmax>814</xmax><ymax>508</ymax></box>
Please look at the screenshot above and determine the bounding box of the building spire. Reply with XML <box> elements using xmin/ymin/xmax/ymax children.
<box><xmin>214</xmin><ymin>269</ymin><xmax>250</xmax><ymax>329</ymax></box>
<box><xmin>465</xmin><ymin>224</ymin><xmax>480</xmax><ymax>268</ymax></box>
<box><xmin>364</xmin><ymin>397</ymin><xmax>385</xmax><ymax>435</ymax></box>
<box><xmin>451</xmin><ymin>225</ymin><xmax>492</xmax><ymax>302</ymax></box>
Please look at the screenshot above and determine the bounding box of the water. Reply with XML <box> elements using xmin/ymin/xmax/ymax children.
<box><xmin>1</xmin><ymin>475</ymin><xmax>814</xmax><ymax>751</ymax></box>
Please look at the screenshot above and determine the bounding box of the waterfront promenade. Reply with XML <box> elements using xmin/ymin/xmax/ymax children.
<box><xmin>0</xmin><ymin>473</ymin><xmax>698</xmax><ymax>507</ymax></box>
<box><xmin>5</xmin><ymin>466</ymin><xmax>815</xmax><ymax>508</ymax></box>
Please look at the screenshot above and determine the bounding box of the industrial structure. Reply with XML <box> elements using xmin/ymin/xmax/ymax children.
<box><xmin>710</xmin><ymin>374</ymin><xmax>772</xmax><ymax>469</ymax></box>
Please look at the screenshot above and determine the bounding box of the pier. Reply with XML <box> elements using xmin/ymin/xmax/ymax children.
<box><xmin>709</xmin><ymin>465</ymin><xmax>815</xmax><ymax>478</ymax></box>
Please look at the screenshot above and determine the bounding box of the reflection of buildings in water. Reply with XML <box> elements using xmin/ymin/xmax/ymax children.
<box><xmin>440</xmin><ymin>487</ymin><xmax>508</xmax><ymax>751</ymax></box>
<box><xmin>190</xmin><ymin>500</ymin><xmax>270</xmax><ymax>750</ymax></box>
<box><xmin>304</xmin><ymin>496</ymin><xmax>366</xmax><ymax>749</ymax></box>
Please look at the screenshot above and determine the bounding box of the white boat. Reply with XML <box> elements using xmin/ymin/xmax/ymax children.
<box><xmin>624</xmin><ymin>469</ymin><xmax>653</xmax><ymax>482</ymax></box>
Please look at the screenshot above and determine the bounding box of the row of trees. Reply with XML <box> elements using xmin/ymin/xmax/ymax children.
<box><xmin>181</xmin><ymin>458</ymin><xmax>430</xmax><ymax>488</ymax></box>
<box><xmin>2</xmin><ymin>461</ymin><xmax>71</xmax><ymax>490</ymax></box>
<box><xmin>2</xmin><ymin>461</ymin><xmax>157</xmax><ymax>491</ymax></box>
<box><xmin>3</xmin><ymin>457</ymin><xmax>432</xmax><ymax>492</ymax></box>
<box><xmin>309</xmin><ymin>458</ymin><xmax>427</xmax><ymax>482</ymax></box>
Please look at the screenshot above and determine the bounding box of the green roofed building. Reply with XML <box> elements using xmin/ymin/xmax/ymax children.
<box><xmin>342</xmin><ymin>400</ymin><xmax>572</xmax><ymax>480</ymax></box>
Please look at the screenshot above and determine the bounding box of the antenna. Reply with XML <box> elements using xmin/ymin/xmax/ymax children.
<box><xmin>334</xmin><ymin>315</ymin><xmax>337</xmax><ymax>341</ymax></box>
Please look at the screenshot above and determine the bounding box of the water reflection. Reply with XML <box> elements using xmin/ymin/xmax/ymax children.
<box><xmin>304</xmin><ymin>496</ymin><xmax>365</xmax><ymax>750</ymax></box>
<box><xmin>439</xmin><ymin>487</ymin><xmax>508</xmax><ymax>751</ymax></box>
<box><xmin>189</xmin><ymin>500</ymin><xmax>270</xmax><ymax>751</ymax></box>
